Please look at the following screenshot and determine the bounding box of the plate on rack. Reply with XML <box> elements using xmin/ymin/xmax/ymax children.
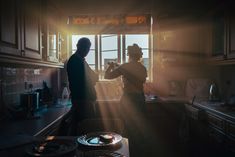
<box><xmin>25</xmin><ymin>137</ymin><xmax>78</xmax><ymax>157</ymax></box>
<box><xmin>77</xmin><ymin>132</ymin><xmax>122</xmax><ymax>148</ymax></box>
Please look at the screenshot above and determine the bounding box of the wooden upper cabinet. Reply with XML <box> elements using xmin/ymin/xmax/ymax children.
<box><xmin>0</xmin><ymin>0</ymin><xmax>63</xmax><ymax>67</ymax></box>
<box><xmin>211</xmin><ymin>11</ymin><xmax>226</xmax><ymax>59</ymax></box>
<box><xmin>227</xmin><ymin>10</ymin><xmax>235</xmax><ymax>59</ymax></box>
<box><xmin>47</xmin><ymin>28</ymin><xmax>60</xmax><ymax>62</ymax></box>
<box><xmin>0</xmin><ymin>0</ymin><xmax>42</xmax><ymax>60</ymax></box>
<box><xmin>21</xmin><ymin>0</ymin><xmax>42</xmax><ymax>59</ymax></box>
<box><xmin>42</xmin><ymin>21</ymin><xmax>60</xmax><ymax>63</ymax></box>
<box><xmin>0</xmin><ymin>0</ymin><xmax>21</xmax><ymax>56</ymax></box>
<box><xmin>209</xmin><ymin>4</ymin><xmax>235</xmax><ymax>63</ymax></box>
<box><xmin>41</xmin><ymin>2</ymin><xmax>61</xmax><ymax>63</ymax></box>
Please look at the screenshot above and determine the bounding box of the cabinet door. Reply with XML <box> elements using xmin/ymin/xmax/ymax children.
<box><xmin>228</xmin><ymin>120</ymin><xmax>235</xmax><ymax>139</ymax></box>
<box><xmin>47</xmin><ymin>27</ymin><xmax>59</xmax><ymax>62</ymax></box>
<box><xmin>0</xmin><ymin>0</ymin><xmax>21</xmax><ymax>56</ymax></box>
<box><xmin>211</xmin><ymin>12</ymin><xmax>226</xmax><ymax>59</ymax></box>
<box><xmin>43</xmin><ymin>7</ymin><xmax>61</xmax><ymax>63</ymax></box>
<box><xmin>207</xmin><ymin>113</ymin><xmax>225</xmax><ymax>131</ymax></box>
<box><xmin>21</xmin><ymin>0</ymin><xmax>42</xmax><ymax>59</ymax></box>
<box><xmin>227</xmin><ymin>12</ymin><xmax>235</xmax><ymax>59</ymax></box>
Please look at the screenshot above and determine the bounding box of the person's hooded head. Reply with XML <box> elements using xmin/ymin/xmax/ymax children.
<box><xmin>76</xmin><ymin>37</ymin><xmax>91</xmax><ymax>58</ymax></box>
<box><xmin>127</xmin><ymin>44</ymin><xmax>143</xmax><ymax>61</ymax></box>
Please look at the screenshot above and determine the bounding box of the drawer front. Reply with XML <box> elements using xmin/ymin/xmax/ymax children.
<box><xmin>208</xmin><ymin>127</ymin><xmax>226</xmax><ymax>143</ymax></box>
<box><xmin>228</xmin><ymin>120</ymin><xmax>235</xmax><ymax>139</ymax></box>
<box><xmin>207</xmin><ymin>113</ymin><xmax>224</xmax><ymax>131</ymax></box>
<box><xmin>185</xmin><ymin>104</ymin><xmax>200</xmax><ymax>120</ymax></box>
<box><xmin>227</xmin><ymin>136</ymin><xmax>235</xmax><ymax>153</ymax></box>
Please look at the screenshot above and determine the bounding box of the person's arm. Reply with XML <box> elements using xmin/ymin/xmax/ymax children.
<box><xmin>104</xmin><ymin>63</ymin><xmax>122</xmax><ymax>79</ymax></box>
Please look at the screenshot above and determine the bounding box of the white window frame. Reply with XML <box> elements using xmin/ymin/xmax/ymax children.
<box><xmin>70</xmin><ymin>34</ymin><xmax>153</xmax><ymax>81</ymax></box>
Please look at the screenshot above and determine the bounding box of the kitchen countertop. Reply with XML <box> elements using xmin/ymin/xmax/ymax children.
<box><xmin>0</xmin><ymin>105</ymin><xmax>71</xmax><ymax>137</ymax></box>
<box><xmin>0</xmin><ymin>98</ymin><xmax>160</xmax><ymax>137</ymax></box>
<box><xmin>0</xmin><ymin>96</ymin><xmax>190</xmax><ymax>137</ymax></box>
<box><xmin>0</xmin><ymin>102</ymin><xmax>131</xmax><ymax>157</ymax></box>
<box><xmin>97</xmin><ymin>96</ymin><xmax>190</xmax><ymax>104</ymax></box>
<box><xmin>193</xmin><ymin>101</ymin><xmax>235</xmax><ymax>121</ymax></box>
<box><xmin>150</xmin><ymin>96</ymin><xmax>189</xmax><ymax>103</ymax></box>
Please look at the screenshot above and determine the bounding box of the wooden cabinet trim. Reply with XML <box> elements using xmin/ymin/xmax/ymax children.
<box><xmin>207</xmin><ymin>113</ymin><xmax>225</xmax><ymax>131</ymax></box>
<box><xmin>227</xmin><ymin>120</ymin><xmax>235</xmax><ymax>139</ymax></box>
<box><xmin>227</xmin><ymin>14</ymin><xmax>235</xmax><ymax>59</ymax></box>
<box><xmin>0</xmin><ymin>54</ymin><xmax>63</xmax><ymax>68</ymax></box>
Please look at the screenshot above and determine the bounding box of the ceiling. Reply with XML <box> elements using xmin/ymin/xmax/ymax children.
<box><xmin>49</xmin><ymin>0</ymin><xmax>152</xmax><ymax>15</ymax></box>
<box><xmin>48</xmin><ymin>0</ymin><xmax>232</xmax><ymax>19</ymax></box>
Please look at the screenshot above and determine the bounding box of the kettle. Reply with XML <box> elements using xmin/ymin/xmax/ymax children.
<box><xmin>209</xmin><ymin>83</ymin><xmax>220</xmax><ymax>101</ymax></box>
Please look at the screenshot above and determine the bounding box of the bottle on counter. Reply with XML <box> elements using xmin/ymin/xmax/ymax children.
<box><xmin>61</xmin><ymin>82</ymin><xmax>70</xmax><ymax>106</ymax></box>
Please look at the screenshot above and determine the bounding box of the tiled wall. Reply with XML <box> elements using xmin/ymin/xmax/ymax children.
<box><xmin>0</xmin><ymin>66</ymin><xmax>58</xmax><ymax>108</ymax></box>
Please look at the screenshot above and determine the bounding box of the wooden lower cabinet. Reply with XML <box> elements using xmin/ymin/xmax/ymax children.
<box><xmin>208</xmin><ymin>126</ymin><xmax>226</xmax><ymax>144</ymax></box>
<box><xmin>184</xmin><ymin>104</ymin><xmax>235</xmax><ymax>156</ymax></box>
<box><xmin>207</xmin><ymin>113</ymin><xmax>235</xmax><ymax>149</ymax></box>
<box><xmin>228</xmin><ymin>120</ymin><xmax>235</xmax><ymax>138</ymax></box>
<box><xmin>207</xmin><ymin>113</ymin><xmax>225</xmax><ymax>131</ymax></box>
<box><xmin>227</xmin><ymin>120</ymin><xmax>235</xmax><ymax>152</ymax></box>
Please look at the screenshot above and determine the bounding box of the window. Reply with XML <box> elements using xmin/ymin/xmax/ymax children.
<box><xmin>71</xmin><ymin>34</ymin><xmax>152</xmax><ymax>80</ymax></box>
<box><xmin>100</xmin><ymin>34</ymin><xmax>119</xmax><ymax>78</ymax></box>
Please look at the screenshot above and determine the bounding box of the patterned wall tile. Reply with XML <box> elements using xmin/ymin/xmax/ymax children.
<box><xmin>0</xmin><ymin>66</ymin><xmax>55</xmax><ymax>107</ymax></box>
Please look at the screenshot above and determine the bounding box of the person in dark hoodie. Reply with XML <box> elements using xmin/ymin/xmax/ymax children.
<box><xmin>58</xmin><ymin>37</ymin><xmax>98</xmax><ymax>135</ymax></box>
